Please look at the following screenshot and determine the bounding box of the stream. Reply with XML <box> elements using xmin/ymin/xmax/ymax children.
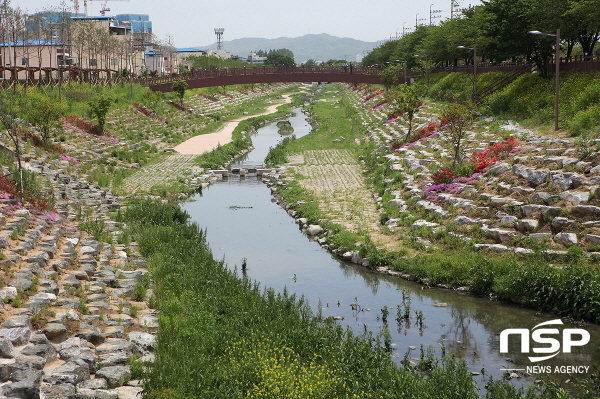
<box><xmin>181</xmin><ymin>105</ymin><xmax>600</xmax><ymax>388</ymax></box>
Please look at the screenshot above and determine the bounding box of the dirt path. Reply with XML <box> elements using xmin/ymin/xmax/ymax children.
<box><xmin>174</xmin><ymin>95</ymin><xmax>292</xmax><ymax>155</ymax></box>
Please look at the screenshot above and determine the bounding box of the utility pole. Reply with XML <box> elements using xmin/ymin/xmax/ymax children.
<box><xmin>451</xmin><ymin>0</ymin><xmax>461</xmax><ymax>19</ymax></box>
<box><xmin>430</xmin><ymin>4</ymin><xmax>443</xmax><ymax>25</ymax></box>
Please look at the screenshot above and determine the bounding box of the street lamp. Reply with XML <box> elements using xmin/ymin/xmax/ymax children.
<box><xmin>529</xmin><ymin>29</ymin><xmax>560</xmax><ymax>131</ymax></box>
<box><xmin>414</xmin><ymin>54</ymin><xmax>429</xmax><ymax>89</ymax></box>
<box><xmin>396</xmin><ymin>59</ymin><xmax>407</xmax><ymax>84</ymax></box>
<box><xmin>457</xmin><ymin>45</ymin><xmax>477</xmax><ymax>103</ymax></box>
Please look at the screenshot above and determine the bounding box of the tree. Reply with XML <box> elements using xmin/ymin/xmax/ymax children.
<box><xmin>264</xmin><ymin>53</ymin><xmax>295</xmax><ymax>66</ymax></box>
<box><xmin>0</xmin><ymin>88</ymin><xmax>26</xmax><ymax>187</ymax></box>
<box><xmin>141</xmin><ymin>90</ymin><xmax>164</xmax><ymax>110</ymax></box>
<box><xmin>564</xmin><ymin>0</ymin><xmax>600</xmax><ymax>56</ymax></box>
<box><xmin>440</xmin><ymin>102</ymin><xmax>474</xmax><ymax>167</ymax></box>
<box><xmin>387</xmin><ymin>85</ymin><xmax>423</xmax><ymax>141</ymax></box>
<box><xmin>267</xmin><ymin>48</ymin><xmax>294</xmax><ymax>60</ymax></box>
<box><xmin>172</xmin><ymin>80</ymin><xmax>188</xmax><ymax>105</ymax></box>
<box><xmin>379</xmin><ymin>68</ymin><xmax>398</xmax><ymax>90</ymax></box>
<box><xmin>303</xmin><ymin>59</ymin><xmax>317</xmax><ymax>67</ymax></box>
<box><xmin>87</xmin><ymin>96</ymin><xmax>113</xmax><ymax>134</ymax></box>
<box><xmin>25</xmin><ymin>94</ymin><xmax>67</xmax><ymax>144</ymax></box>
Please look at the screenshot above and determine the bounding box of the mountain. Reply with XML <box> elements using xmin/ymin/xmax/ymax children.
<box><xmin>197</xmin><ymin>33</ymin><xmax>376</xmax><ymax>63</ymax></box>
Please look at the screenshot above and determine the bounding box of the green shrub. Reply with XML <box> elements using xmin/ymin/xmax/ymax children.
<box><xmin>568</xmin><ymin>104</ymin><xmax>600</xmax><ymax>136</ymax></box>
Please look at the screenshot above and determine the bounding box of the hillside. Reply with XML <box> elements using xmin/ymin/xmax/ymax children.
<box><xmin>197</xmin><ymin>33</ymin><xmax>376</xmax><ymax>63</ymax></box>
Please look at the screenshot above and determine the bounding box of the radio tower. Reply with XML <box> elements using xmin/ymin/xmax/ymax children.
<box><xmin>214</xmin><ymin>28</ymin><xmax>224</xmax><ymax>50</ymax></box>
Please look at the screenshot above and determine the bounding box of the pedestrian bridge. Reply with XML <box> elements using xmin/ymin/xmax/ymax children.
<box><xmin>144</xmin><ymin>66</ymin><xmax>413</xmax><ymax>92</ymax></box>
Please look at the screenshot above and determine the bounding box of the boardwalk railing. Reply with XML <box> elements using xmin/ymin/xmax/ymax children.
<box><xmin>2</xmin><ymin>58</ymin><xmax>600</xmax><ymax>90</ymax></box>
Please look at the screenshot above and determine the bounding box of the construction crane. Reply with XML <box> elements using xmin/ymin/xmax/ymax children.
<box><xmin>91</xmin><ymin>0</ymin><xmax>130</xmax><ymax>16</ymax></box>
<box><xmin>71</xmin><ymin>0</ymin><xmax>129</xmax><ymax>16</ymax></box>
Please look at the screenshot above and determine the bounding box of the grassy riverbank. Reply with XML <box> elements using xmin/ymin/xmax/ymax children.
<box><xmin>122</xmin><ymin>200</ymin><xmax>567</xmax><ymax>399</ymax></box>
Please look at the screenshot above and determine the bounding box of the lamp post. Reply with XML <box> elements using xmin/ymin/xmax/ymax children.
<box><xmin>529</xmin><ymin>29</ymin><xmax>560</xmax><ymax>131</ymax></box>
<box><xmin>414</xmin><ymin>54</ymin><xmax>429</xmax><ymax>89</ymax></box>
<box><xmin>396</xmin><ymin>59</ymin><xmax>407</xmax><ymax>84</ymax></box>
<box><xmin>457</xmin><ymin>45</ymin><xmax>477</xmax><ymax>103</ymax></box>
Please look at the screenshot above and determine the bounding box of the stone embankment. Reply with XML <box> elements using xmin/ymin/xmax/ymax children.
<box><xmin>0</xmin><ymin>160</ymin><xmax>153</xmax><ymax>399</ymax></box>
<box><xmin>262</xmin><ymin>84</ymin><xmax>600</xmax><ymax>292</ymax></box>
<box><xmin>0</xmin><ymin>85</ymin><xmax>294</xmax><ymax>398</ymax></box>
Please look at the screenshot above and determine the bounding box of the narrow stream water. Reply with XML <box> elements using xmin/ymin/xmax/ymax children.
<box><xmin>182</xmin><ymin>106</ymin><xmax>600</xmax><ymax>388</ymax></box>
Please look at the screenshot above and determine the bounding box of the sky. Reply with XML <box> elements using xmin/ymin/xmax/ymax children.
<box><xmin>13</xmin><ymin>0</ymin><xmax>479</xmax><ymax>48</ymax></box>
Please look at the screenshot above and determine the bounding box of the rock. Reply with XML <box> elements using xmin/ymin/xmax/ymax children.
<box><xmin>551</xmin><ymin>217</ymin><xmax>574</xmax><ymax>231</ymax></box>
<box><xmin>75</xmin><ymin>324</ymin><xmax>105</xmax><ymax>345</ymax></box>
<box><xmin>411</xmin><ymin>220</ymin><xmax>439</xmax><ymax>230</ymax></box>
<box><xmin>532</xmin><ymin>192</ymin><xmax>559</xmax><ymax>205</ymax></box>
<box><xmin>521</xmin><ymin>205</ymin><xmax>542</xmax><ymax>217</ymax></box>
<box><xmin>59</xmin><ymin>345</ymin><xmax>97</xmax><ymax>373</ymax></box>
<box><xmin>559</xmin><ymin>191</ymin><xmax>590</xmax><ymax>205</ymax></box>
<box><xmin>43</xmin><ymin>358</ymin><xmax>89</xmax><ymax>385</ymax></box>
<box><xmin>21</xmin><ymin>343</ymin><xmax>57</xmax><ymax>363</ymax></box>
<box><xmin>138</xmin><ymin>314</ymin><xmax>159</xmax><ymax>329</ymax></box>
<box><xmin>528</xmin><ymin>233</ymin><xmax>551</xmax><ymax>242</ymax></box>
<box><xmin>454</xmin><ymin>216</ymin><xmax>476</xmax><ymax>226</ymax></box>
<box><xmin>1</xmin><ymin>371</ymin><xmax>41</xmax><ymax>399</ymax></box>
<box><xmin>79</xmin><ymin>378</ymin><xmax>108</xmax><ymax>389</ymax></box>
<box><xmin>29</xmin><ymin>333</ymin><xmax>50</xmax><ymax>345</ymax></box>
<box><xmin>433</xmin><ymin>303</ymin><xmax>448</xmax><ymax>307</ymax></box>
<box><xmin>490</xmin><ymin>197</ymin><xmax>513</xmax><ymax>207</ymax></box>
<box><xmin>552</xmin><ymin>172</ymin><xmax>585</xmax><ymax>190</ymax></box>
<box><xmin>76</xmin><ymin>388</ymin><xmax>119</xmax><ymax>399</ymax></box>
<box><xmin>1</xmin><ymin>316</ymin><xmax>31</xmax><ymax>329</ymax></box>
<box><xmin>56</xmin><ymin>337</ymin><xmax>85</xmax><ymax>352</ymax></box>
<box><xmin>585</xmin><ymin>234</ymin><xmax>600</xmax><ymax>246</ymax></box>
<box><xmin>128</xmin><ymin>332</ymin><xmax>156</xmax><ymax>356</ymax></box>
<box><xmin>474</xmin><ymin>243</ymin><xmax>510</xmax><ymax>252</ymax></box>
<box><xmin>0</xmin><ymin>327</ymin><xmax>32</xmax><ymax>346</ymax></box>
<box><xmin>96</xmin><ymin>365</ymin><xmax>132</xmax><ymax>388</ymax></box>
<box><xmin>516</xmin><ymin>219</ymin><xmax>538</xmax><ymax>233</ymax></box>
<box><xmin>42</xmin><ymin>323</ymin><xmax>68</xmax><ymax>343</ymax></box>
<box><xmin>306</xmin><ymin>225</ymin><xmax>323</xmax><ymax>236</ymax></box>
<box><xmin>15</xmin><ymin>355</ymin><xmax>46</xmax><ymax>370</ymax></box>
<box><xmin>572</xmin><ymin>206</ymin><xmax>600</xmax><ymax>217</ymax></box>
<box><xmin>483</xmin><ymin>227</ymin><xmax>514</xmax><ymax>243</ymax></box>
<box><xmin>114</xmin><ymin>386</ymin><xmax>143</xmax><ymax>399</ymax></box>
<box><xmin>553</xmin><ymin>232</ymin><xmax>578</xmax><ymax>247</ymax></box>
<box><xmin>488</xmin><ymin>162</ymin><xmax>511</xmax><ymax>175</ymax></box>
<box><xmin>500</xmin><ymin>216</ymin><xmax>518</xmax><ymax>224</ymax></box>
<box><xmin>539</xmin><ymin>206</ymin><xmax>562</xmax><ymax>219</ymax></box>
<box><xmin>98</xmin><ymin>351</ymin><xmax>130</xmax><ymax>367</ymax></box>
<box><xmin>512</xmin><ymin>165</ymin><xmax>550</xmax><ymax>186</ymax></box>
<box><xmin>0</xmin><ymin>287</ymin><xmax>17</xmax><ymax>301</ymax></box>
<box><xmin>40</xmin><ymin>383</ymin><xmax>76</xmax><ymax>399</ymax></box>
<box><xmin>95</xmin><ymin>339</ymin><xmax>133</xmax><ymax>355</ymax></box>
<box><xmin>0</xmin><ymin>337</ymin><xmax>15</xmax><ymax>358</ymax></box>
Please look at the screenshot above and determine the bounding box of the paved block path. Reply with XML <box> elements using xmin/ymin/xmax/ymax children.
<box><xmin>121</xmin><ymin>153</ymin><xmax>198</xmax><ymax>194</ymax></box>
